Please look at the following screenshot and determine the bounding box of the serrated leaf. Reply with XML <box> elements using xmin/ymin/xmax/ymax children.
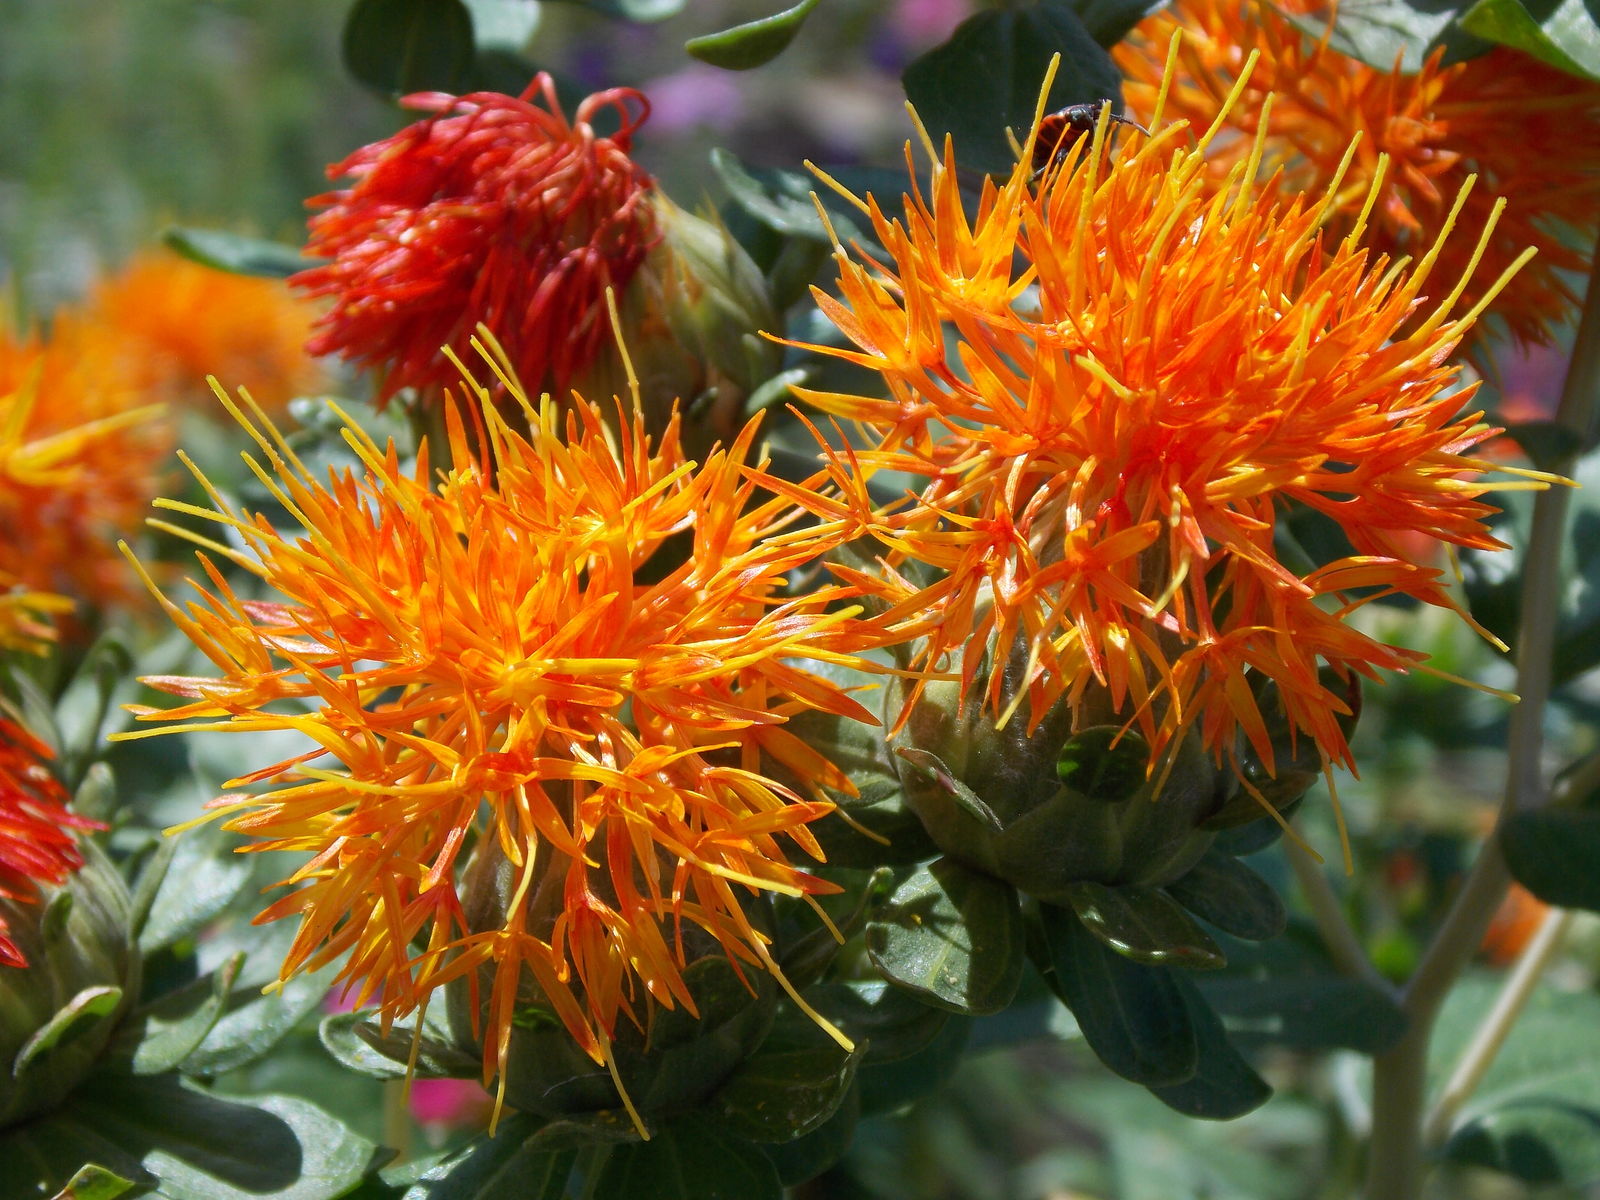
<box><xmin>1037</xmin><ymin>902</ymin><xmax>1198</xmax><ymax>1087</ymax></box>
<box><xmin>1064</xmin><ymin>880</ymin><xmax>1227</xmax><ymax>969</ymax></box>
<box><xmin>1459</xmin><ymin>0</ymin><xmax>1600</xmax><ymax>78</ymax></box>
<box><xmin>687</xmin><ymin>0</ymin><xmax>821</xmax><ymax>69</ymax></box>
<box><xmin>1164</xmin><ymin>850</ymin><xmax>1287</xmax><ymax>942</ymax></box>
<box><xmin>902</xmin><ymin>4</ymin><xmax>1124</xmax><ymax>174</ymax></box>
<box><xmin>1146</xmin><ymin>975</ymin><xmax>1271</xmax><ymax>1119</ymax></box>
<box><xmin>591</xmin><ymin>1117</ymin><xmax>782</xmax><ymax>1200</ymax></box>
<box><xmin>1502</xmin><ymin>808</ymin><xmax>1600</xmax><ymax>910</ymax></box>
<box><xmin>343</xmin><ymin>0</ymin><xmax>476</xmax><ymax>95</ymax></box>
<box><xmin>163</xmin><ymin>228</ymin><xmax>312</xmax><ymax>279</ymax></box>
<box><xmin>866</xmin><ymin>857</ymin><xmax>1024</xmax><ymax>1015</ymax></box>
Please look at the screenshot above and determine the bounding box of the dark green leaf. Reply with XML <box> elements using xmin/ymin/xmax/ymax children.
<box><xmin>404</xmin><ymin>1115</ymin><xmax>575</xmax><ymax>1199</ymax></box>
<box><xmin>866</xmin><ymin>857</ymin><xmax>1025</xmax><ymax>1014</ymax></box>
<box><xmin>1200</xmin><ymin>975</ymin><xmax>1407</xmax><ymax>1054</ymax></box>
<box><xmin>1501</xmin><ymin>420</ymin><xmax>1584</xmax><ymax>474</ymax></box>
<box><xmin>712</xmin><ymin>1023</ymin><xmax>862</xmax><ymax>1143</ymax></box>
<box><xmin>1037</xmin><ymin>902</ymin><xmax>1198</xmax><ymax>1086</ymax></box>
<box><xmin>1064</xmin><ymin>880</ymin><xmax>1227</xmax><ymax>969</ymax></box>
<box><xmin>809</xmin><ymin>979</ymin><xmax>952</xmax><ymax>1065</ymax></box>
<box><xmin>896</xmin><ymin>747</ymin><xmax>1005</xmax><ymax>832</ymax></box>
<box><xmin>181</xmin><ymin>960</ymin><xmax>342</xmax><ymax>1076</ymax></box>
<box><xmin>320</xmin><ymin>1010</ymin><xmax>481</xmax><ymax>1080</ymax></box>
<box><xmin>591</xmin><ymin>1117</ymin><xmax>782</xmax><ymax>1200</ymax></box>
<box><xmin>1459</xmin><ymin>0</ymin><xmax>1600</xmax><ymax>79</ymax></box>
<box><xmin>712</xmin><ymin>149</ymin><xmax>879</xmax><ymax>249</ymax></box>
<box><xmin>686</xmin><ymin>0</ymin><xmax>821</xmax><ymax>69</ymax></box>
<box><xmin>854</xmin><ymin>1009</ymin><xmax>971</xmax><ymax>1115</ymax></box>
<box><xmin>1055</xmin><ymin>726</ymin><xmax>1151</xmax><ymax>801</ymax></box>
<box><xmin>902</xmin><ymin>4</ymin><xmax>1124</xmax><ymax>174</ymax></box>
<box><xmin>7</xmin><ymin>1073</ymin><xmax>380</xmax><ymax>1200</ymax></box>
<box><xmin>545</xmin><ymin>0</ymin><xmax>685</xmax><ymax>21</ymax></box>
<box><xmin>1146</xmin><ymin>976</ymin><xmax>1272</xmax><ymax>1119</ymax></box>
<box><xmin>163</xmin><ymin>228</ymin><xmax>312</xmax><ymax>280</ymax></box>
<box><xmin>758</xmin><ymin>1081</ymin><xmax>859</xmax><ymax>1186</ymax></box>
<box><xmin>136</xmin><ymin>827</ymin><xmax>253</xmax><ymax>955</ymax></box>
<box><xmin>1068</xmin><ymin>0</ymin><xmax>1167</xmax><ymax>45</ymax></box>
<box><xmin>343</xmin><ymin>0</ymin><xmax>476</xmax><ymax>95</ymax></box>
<box><xmin>1164</xmin><ymin>851</ymin><xmax>1287</xmax><ymax>942</ymax></box>
<box><xmin>101</xmin><ymin>953</ymin><xmax>241</xmax><ymax>1075</ymax></box>
<box><xmin>1503</xmin><ymin>808</ymin><xmax>1600</xmax><ymax>910</ymax></box>
<box><xmin>1446</xmin><ymin>1103</ymin><xmax>1600</xmax><ymax>1185</ymax></box>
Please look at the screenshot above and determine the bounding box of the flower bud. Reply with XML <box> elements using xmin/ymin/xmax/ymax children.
<box><xmin>0</xmin><ymin>840</ymin><xmax>137</xmax><ymax>1126</ymax></box>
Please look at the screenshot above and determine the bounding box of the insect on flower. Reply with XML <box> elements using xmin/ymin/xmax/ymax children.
<box><xmin>1030</xmin><ymin>99</ymin><xmax>1149</xmax><ymax>177</ymax></box>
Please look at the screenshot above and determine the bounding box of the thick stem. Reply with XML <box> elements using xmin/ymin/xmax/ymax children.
<box><xmin>1364</xmin><ymin>272</ymin><xmax>1600</xmax><ymax>1200</ymax></box>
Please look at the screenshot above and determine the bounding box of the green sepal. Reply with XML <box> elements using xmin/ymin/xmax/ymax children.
<box><xmin>710</xmin><ymin>1009</ymin><xmax>863</xmax><ymax>1143</ymax></box>
<box><xmin>342</xmin><ymin>0</ymin><xmax>476</xmax><ymax>95</ymax></box>
<box><xmin>866</xmin><ymin>858</ymin><xmax>1025</xmax><ymax>1015</ymax></box>
<box><xmin>686</xmin><ymin>0</ymin><xmax>821</xmax><ymax>69</ymax></box>
<box><xmin>1146</xmin><ymin>975</ymin><xmax>1272</xmax><ymax>1120</ymax></box>
<box><xmin>1064</xmin><ymin>880</ymin><xmax>1227</xmax><ymax>969</ymax></box>
<box><xmin>1164</xmin><ymin>850</ymin><xmax>1287</xmax><ymax>942</ymax></box>
<box><xmin>162</xmin><ymin>228</ymin><xmax>312</xmax><ymax>280</ymax></box>
<box><xmin>591</xmin><ymin>1116</ymin><xmax>783</xmax><ymax>1200</ymax></box>
<box><xmin>1036</xmin><ymin>901</ymin><xmax>1198</xmax><ymax>1087</ymax></box>
<box><xmin>402</xmin><ymin>1115</ymin><xmax>574</xmax><ymax>1200</ymax></box>
<box><xmin>896</xmin><ymin>748</ymin><xmax>1005</xmax><ymax>832</ymax></box>
<box><xmin>100</xmin><ymin>953</ymin><xmax>241</xmax><ymax>1075</ymax></box>
<box><xmin>13</xmin><ymin>986</ymin><xmax>124</xmax><ymax>1079</ymax></box>
<box><xmin>1055</xmin><ymin>726</ymin><xmax>1151</xmax><ymax>802</ymax></box>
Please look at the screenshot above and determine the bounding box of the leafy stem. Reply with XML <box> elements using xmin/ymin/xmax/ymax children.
<box><xmin>1363</xmin><ymin>266</ymin><xmax>1600</xmax><ymax>1200</ymax></box>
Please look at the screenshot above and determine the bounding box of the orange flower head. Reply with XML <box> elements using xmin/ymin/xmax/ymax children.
<box><xmin>1</xmin><ymin>716</ymin><xmax>103</xmax><ymax>968</ymax></box>
<box><xmin>793</xmin><ymin>64</ymin><xmax>1546</xmax><ymax>794</ymax></box>
<box><xmin>121</xmin><ymin>352</ymin><xmax>882</xmax><ymax>1123</ymax></box>
<box><xmin>87</xmin><ymin>252</ymin><xmax>324</xmax><ymax>413</ymax></box>
<box><xmin>292</xmin><ymin>75</ymin><xmax>657</xmax><ymax>406</ymax></box>
<box><xmin>0</xmin><ymin>325</ymin><xmax>168</xmax><ymax>615</ymax></box>
<box><xmin>1114</xmin><ymin>0</ymin><xmax>1600</xmax><ymax>348</ymax></box>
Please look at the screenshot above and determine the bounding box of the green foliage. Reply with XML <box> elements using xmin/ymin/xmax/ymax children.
<box><xmin>1502</xmin><ymin>808</ymin><xmax>1600</xmax><ymax>910</ymax></box>
<box><xmin>1460</xmin><ymin>0</ymin><xmax>1600</xmax><ymax>77</ymax></box>
<box><xmin>686</xmin><ymin>0</ymin><xmax>823</xmax><ymax>70</ymax></box>
<box><xmin>342</xmin><ymin>0</ymin><xmax>477</xmax><ymax>95</ymax></box>
<box><xmin>1062</xmin><ymin>880</ymin><xmax>1227</xmax><ymax>970</ymax></box>
<box><xmin>163</xmin><ymin>228</ymin><xmax>312</xmax><ymax>280</ymax></box>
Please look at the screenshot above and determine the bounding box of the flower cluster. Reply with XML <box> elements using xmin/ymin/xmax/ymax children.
<box><xmin>124</xmin><ymin>364</ymin><xmax>883</xmax><ymax>1112</ymax></box>
<box><xmin>795</xmin><ymin>87</ymin><xmax>1539</xmax><ymax>786</ymax></box>
<box><xmin>1114</xmin><ymin>0</ymin><xmax>1600</xmax><ymax>348</ymax></box>
<box><xmin>292</xmin><ymin>74</ymin><xmax>657</xmax><ymax>406</ymax></box>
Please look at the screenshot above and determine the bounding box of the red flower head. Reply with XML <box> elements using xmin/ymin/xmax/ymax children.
<box><xmin>1</xmin><ymin>717</ymin><xmax>103</xmax><ymax>968</ymax></box>
<box><xmin>292</xmin><ymin>75</ymin><xmax>657</xmax><ymax>406</ymax></box>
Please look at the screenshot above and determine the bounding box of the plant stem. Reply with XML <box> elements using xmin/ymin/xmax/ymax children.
<box><xmin>1285</xmin><ymin>839</ymin><xmax>1391</xmax><ymax>993</ymax></box>
<box><xmin>1424</xmin><ymin>906</ymin><xmax>1575</xmax><ymax>1145</ymax></box>
<box><xmin>1363</xmin><ymin>271</ymin><xmax>1600</xmax><ymax>1200</ymax></box>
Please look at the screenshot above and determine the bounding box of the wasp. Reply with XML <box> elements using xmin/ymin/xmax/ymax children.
<box><xmin>1031</xmin><ymin>100</ymin><xmax>1149</xmax><ymax>178</ymax></box>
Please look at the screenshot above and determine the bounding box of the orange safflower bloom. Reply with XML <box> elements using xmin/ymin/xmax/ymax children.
<box><xmin>0</xmin><ymin>328</ymin><xmax>167</xmax><ymax>613</ymax></box>
<box><xmin>1114</xmin><ymin>0</ymin><xmax>1600</xmax><ymax>348</ymax></box>
<box><xmin>121</xmin><ymin>359</ymin><xmax>879</xmax><ymax>1121</ymax></box>
<box><xmin>793</xmin><ymin>80</ymin><xmax>1545</xmax><ymax>787</ymax></box>
<box><xmin>86</xmin><ymin>252</ymin><xmax>323</xmax><ymax>413</ymax></box>
<box><xmin>292</xmin><ymin>75</ymin><xmax>657</xmax><ymax>406</ymax></box>
<box><xmin>1</xmin><ymin>717</ymin><xmax>103</xmax><ymax>968</ymax></box>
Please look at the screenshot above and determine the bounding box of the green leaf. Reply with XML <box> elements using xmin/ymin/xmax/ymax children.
<box><xmin>686</xmin><ymin>0</ymin><xmax>821</xmax><ymax>69</ymax></box>
<box><xmin>163</xmin><ymin>228</ymin><xmax>312</xmax><ymax>280</ymax></box>
<box><xmin>181</xmin><ymin>960</ymin><xmax>343</xmax><ymax>1076</ymax></box>
<box><xmin>1460</xmin><ymin>0</ymin><xmax>1600</xmax><ymax>79</ymax></box>
<box><xmin>1067</xmin><ymin>0</ymin><xmax>1167</xmax><ymax>45</ymax></box>
<box><xmin>1200</xmin><ymin>974</ymin><xmax>1407</xmax><ymax>1054</ymax></box>
<box><xmin>591</xmin><ymin>1117</ymin><xmax>782</xmax><ymax>1200</ymax></box>
<box><xmin>320</xmin><ymin>1009</ymin><xmax>481</xmax><ymax>1080</ymax></box>
<box><xmin>712</xmin><ymin>1017</ymin><xmax>862</xmax><ymax>1144</ymax></box>
<box><xmin>403</xmin><ymin>1115</ymin><xmax>575</xmax><ymax>1200</ymax></box>
<box><xmin>4</xmin><ymin>1073</ymin><xmax>381</xmax><ymax>1200</ymax></box>
<box><xmin>866</xmin><ymin>857</ymin><xmax>1025</xmax><ymax>1014</ymax></box>
<box><xmin>712</xmin><ymin>149</ymin><xmax>886</xmax><ymax>249</ymax></box>
<box><xmin>1285</xmin><ymin>0</ymin><xmax>1481</xmax><ymax>73</ymax></box>
<box><xmin>854</xmin><ymin>1009</ymin><xmax>972</xmax><ymax>1114</ymax></box>
<box><xmin>544</xmin><ymin>0</ymin><xmax>685</xmax><ymax>21</ymax></box>
<box><xmin>136</xmin><ymin>828</ymin><xmax>254</xmax><ymax>955</ymax></box>
<box><xmin>343</xmin><ymin>0</ymin><xmax>476</xmax><ymax>95</ymax></box>
<box><xmin>47</xmin><ymin>1163</ymin><xmax>142</xmax><ymax>1200</ymax></box>
<box><xmin>1501</xmin><ymin>419</ymin><xmax>1584</xmax><ymax>474</ymax></box>
<box><xmin>757</xmin><ymin>1081</ymin><xmax>859</xmax><ymax>1187</ymax></box>
<box><xmin>1037</xmin><ymin>902</ymin><xmax>1198</xmax><ymax>1086</ymax></box>
<box><xmin>902</xmin><ymin>3</ymin><xmax>1124</xmax><ymax>174</ymax></box>
<box><xmin>809</xmin><ymin>979</ymin><xmax>952</xmax><ymax>1065</ymax></box>
<box><xmin>896</xmin><ymin>747</ymin><xmax>1005</xmax><ymax>832</ymax></box>
<box><xmin>1064</xmin><ymin>880</ymin><xmax>1227</xmax><ymax>969</ymax></box>
<box><xmin>1431</xmin><ymin>977</ymin><xmax>1600</xmax><ymax>1184</ymax></box>
<box><xmin>1146</xmin><ymin>976</ymin><xmax>1271</xmax><ymax>1119</ymax></box>
<box><xmin>14</xmin><ymin>987</ymin><xmax>125</xmax><ymax>1077</ymax></box>
<box><xmin>1164</xmin><ymin>851</ymin><xmax>1287</xmax><ymax>942</ymax></box>
<box><xmin>1502</xmin><ymin>808</ymin><xmax>1600</xmax><ymax>910</ymax></box>
<box><xmin>101</xmin><ymin>953</ymin><xmax>241</xmax><ymax>1075</ymax></box>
